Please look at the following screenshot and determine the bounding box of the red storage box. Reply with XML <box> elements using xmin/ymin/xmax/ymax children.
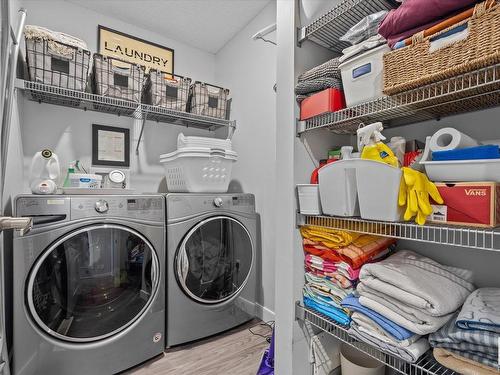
<box><xmin>299</xmin><ymin>88</ymin><xmax>346</xmax><ymax>120</ymax></box>
<box><xmin>429</xmin><ymin>182</ymin><xmax>500</xmax><ymax>228</ymax></box>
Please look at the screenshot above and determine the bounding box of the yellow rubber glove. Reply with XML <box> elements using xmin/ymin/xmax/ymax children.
<box><xmin>398</xmin><ymin>167</ymin><xmax>444</xmax><ymax>225</ymax></box>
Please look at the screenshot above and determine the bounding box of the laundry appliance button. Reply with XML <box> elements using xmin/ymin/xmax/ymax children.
<box><xmin>213</xmin><ymin>197</ymin><xmax>224</xmax><ymax>207</ymax></box>
<box><xmin>95</xmin><ymin>200</ymin><xmax>109</xmax><ymax>213</ymax></box>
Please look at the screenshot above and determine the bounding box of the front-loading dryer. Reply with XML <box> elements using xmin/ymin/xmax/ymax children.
<box><xmin>166</xmin><ymin>193</ymin><xmax>257</xmax><ymax>347</ymax></box>
<box><xmin>13</xmin><ymin>195</ymin><xmax>165</xmax><ymax>375</ymax></box>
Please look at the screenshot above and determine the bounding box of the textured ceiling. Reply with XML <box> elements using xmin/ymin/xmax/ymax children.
<box><xmin>66</xmin><ymin>0</ymin><xmax>272</xmax><ymax>54</ymax></box>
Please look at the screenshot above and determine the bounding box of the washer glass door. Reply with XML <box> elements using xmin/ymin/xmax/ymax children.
<box><xmin>176</xmin><ymin>216</ymin><xmax>253</xmax><ymax>304</ymax></box>
<box><xmin>27</xmin><ymin>224</ymin><xmax>159</xmax><ymax>342</ymax></box>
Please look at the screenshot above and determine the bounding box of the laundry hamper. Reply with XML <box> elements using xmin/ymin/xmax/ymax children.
<box><xmin>383</xmin><ymin>1</ymin><xmax>500</xmax><ymax>95</ymax></box>
<box><xmin>24</xmin><ymin>25</ymin><xmax>90</xmax><ymax>105</ymax></box>
<box><xmin>189</xmin><ymin>82</ymin><xmax>230</xmax><ymax>119</ymax></box>
<box><xmin>146</xmin><ymin>70</ymin><xmax>191</xmax><ymax>111</ymax></box>
<box><xmin>92</xmin><ymin>54</ymin><xmax>146</xmax><ymax>104</ymax></box>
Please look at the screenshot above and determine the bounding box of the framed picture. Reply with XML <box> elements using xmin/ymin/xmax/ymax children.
<box><xmin>92</xmin><ymin>124</ymin><xmax>130</xmax><ymax>167</ymax></box>
<box><xmin>98</xmin><ymin>25</ymin><xmax>174</xmax><ymax>74</ymax></box>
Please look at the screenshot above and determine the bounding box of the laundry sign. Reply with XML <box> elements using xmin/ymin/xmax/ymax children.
<box><xmin>98</xmin><ymin>25</ymin><xmax>174</xmax><ymax>73</ymax></box>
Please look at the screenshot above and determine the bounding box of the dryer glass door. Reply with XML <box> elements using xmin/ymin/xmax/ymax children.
<box><xmin>27</xmin><ymin>224</ymin><xmax>160</xmax><ymax>342</ymax></box>
<box><xmin>176</xmin><ymin>216</ymin><xmax>253</xmax><ymax>304</ymax></box>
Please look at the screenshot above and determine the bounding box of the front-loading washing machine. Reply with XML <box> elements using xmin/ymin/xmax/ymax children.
<box><xmin>13</xmin><ymin>195</ymin><xmax>165</xmax><ymax>375</ymax></box>
<box><xmin>166</xmin><ymin>193</ymin><xmax>257</xmax><ymax>347</ymax></box>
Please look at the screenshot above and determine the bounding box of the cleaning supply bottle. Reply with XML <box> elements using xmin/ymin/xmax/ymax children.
<box><xmin>63</xmin><ymin>161</ymin><xmax>77</xmax><ymax>188</ymax></box>
<box><xmin>29</xmin><ymin>149</ymin><xmax>61</xmax><ymax>194</ymax></box>
<box><xmin>357</xmin><ymin>122</ymin><xmax>399</xmax><ymax>167</ymax></box>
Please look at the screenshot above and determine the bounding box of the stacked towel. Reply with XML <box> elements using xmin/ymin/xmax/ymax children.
<box><xmin>295</xmin><ymin>58</ymin><xmax>343</xmax><ymax>102</ymax></box>
<box><xmin>357</xmin><ymin>250</ymin><xmax>475</xmax><ymax>335</ymax></box>
<box><xmin>430</xmin><ymin>288</ymin><xmax>500</xmax><ymax>373</ymax></box>
<box><xmin>305</xmin><ymin>254</ymin><xmax>359</xmax><ymax>289</ymax></box>
<box><xmin>342</xmin><ymin>294</ymin><xmax>430</xmax><ymax>363</ymax></box>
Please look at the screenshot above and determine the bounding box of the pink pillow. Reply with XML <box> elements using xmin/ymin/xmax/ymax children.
<box><xmin>379</xmin><ymin>0</ymin><xmax>479</xmax><ymax>38</ymax></box>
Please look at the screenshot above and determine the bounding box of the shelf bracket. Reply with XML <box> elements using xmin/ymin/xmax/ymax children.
<box><xmin>297</xmin><ymin>26</ymin><xmax>306</xmax><ymax>47</ymax></box>
<box><xmin>135</xmin><ymin>109</ymin><xmax>148</xmax><ymax>156</ymax></box>
<box><xmin>296</xmin><ymin>119</ymin><xmax>306</xmax><ymax>137</ymax></box>
<box><xmin>295</xmin><ymin>301</ymin><xmax>305</xmax><ymax>321</ymax></box>
<box><xmin>296</xmin><ymin>211</ymin><xmax>306</xmax><ymax>228</ymax></box>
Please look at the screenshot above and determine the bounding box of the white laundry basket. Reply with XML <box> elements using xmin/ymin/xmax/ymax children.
<box><xmin>160</xmin><ymin>147</ymin><xmax>237</xmax><ymax>193</ymax></box>
<box><xmin>340</xmin><ymin>344</ymin><xmax>385</xmax><ymax>375</ymax></box>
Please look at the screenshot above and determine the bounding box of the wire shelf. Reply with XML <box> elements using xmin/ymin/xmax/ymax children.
<box><xmin>297</xmin><ymin>0</ymin><xmax>397</xmax><ymax>53</ymax></box>
<box><xmin>298</xmin><ymin>214</ymin><xmax>500</xmax><ymax>252</ymax></box>
<box><xmin>15</xmin><ymin>79</ymin><xmax>235</xmax><ymax>131</ymax></box>
<box><xmin>297</xmin><ymin>64</ymin><xmax>500</xmax><ymax>135</ymax></box>
<box><xmin>296</xmin><ymin>303</ymin><xmax>456</xmax><ymax>375</ymax></box>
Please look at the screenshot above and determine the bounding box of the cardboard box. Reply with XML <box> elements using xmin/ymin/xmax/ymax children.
<box><xmin>299</xmin><ymin>88</ymin><xmax>346</xmax><ymax>120</ymax></box>
<box><xmin>429</xmin><ymin>182</ymin><xmax>500</xmax><ymax>228</ymax></box>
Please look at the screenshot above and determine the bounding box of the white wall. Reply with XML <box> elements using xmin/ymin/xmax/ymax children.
<box><xmin>17</xmin><ymin>0</ymin><xmax>221</xmax><ymax>194</ymax></box>
<box><xmin>214</xmin><ymin>1</ymin><xmax>276</xmax><ymax>320</ymax></box>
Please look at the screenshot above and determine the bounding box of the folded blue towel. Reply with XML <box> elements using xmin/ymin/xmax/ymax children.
<box><xmin>341</xmin><ymin>294</ymin><xmax>415</xmax><ymax>341</ymax></box>
<box><xmin>303</xmin><ymin>296</ymin><xmax>351</xmax><ymax>327</ymax></box>
<box><xmin>456</xmin><ymin>288</ymin><xmax>500</xmax><ymax>334</ymax></box>
<box><xmin>432</xmin><ymin>145</ymin><xmax>500</xmax><ymax>161</ymax></box>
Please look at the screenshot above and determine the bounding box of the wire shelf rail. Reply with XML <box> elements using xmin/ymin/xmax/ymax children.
<box><xmin>15</xmin><ymin>79</ymin><xmax>236</xmax><ymax>132</ymax></box>
<box><xmin>297</xmin><ymin>0</ymin><xmax>397</xmax><ymax>53</ymax></box>
<box><xmin>295</xmin><ymin>303</ymin><xmax>457</xmax><ymax>375</ymax></box>
<box><xmin>297</xmin><ymin>64</ymin><xmax>500</xmax><ymax>135</ymax></box>
<box><xmin>298</xmin><ymin>214</ymin><xmax>500</xmax><ymax>252</ymax></box>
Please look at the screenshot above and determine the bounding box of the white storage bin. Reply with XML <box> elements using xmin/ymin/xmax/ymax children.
<box><xmin>339</xmin><ymin>44</ymin><xmax>390</xmax><ymax>107</ymax></box>
<box><xmin>318</xmin><ymin>160</ymin><xmax>359</xmax><ymax>217</ymax></box>
<box><xmin>421</xmin><ymin>158</ymin><xmax>500</xmax><ymax>182</ymax></box>
<box><xmin>297</xmin><ymin>184</ymin><xmax>322</xmax><ymax>215</ymax></box>
<box><xmin>160</xmin><ymin>147</ymin><xmax>237</xmax><ymax>193</ymax></box>
<box><xmin>355</xmin><ymin>159</ymin><xmax>402</xmax><ymax>222</ymax></box>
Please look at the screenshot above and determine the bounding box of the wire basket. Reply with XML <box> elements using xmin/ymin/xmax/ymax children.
<box><xmin>145</xmin><ymin>70</ymin><xmax>191</xmax><ymax>112</ymax></box>
<box><xmin>189</xmin><ymin>82</ymin><xmax>230</xmax><ymax>119</ymax></box>
<box><xmin>25</xmin><ymin>37</ymin><xmax>90</xmax><ymax>106</ymax></box>
<box><xmin>92</xmin><ymin>54</ymin><xmax>146</xmax><ymax>104</ymax></box>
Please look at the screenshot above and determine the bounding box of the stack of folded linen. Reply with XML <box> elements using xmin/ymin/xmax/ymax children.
<box><xmin>430</xmin><ymin>288</ymin><xmax>500</xmax><ymax>374</ymax></box>
<box><xmin>295</xmin><ymin>58</ymin><xmax>343</xmax><ymax>102</ymax></box>
<box><xmin>300</xmin><ymin>226</ymin><xmax>395</xmax><ymax>326</ymax></box>
<box><xmin>342</xmin><ymin>294</ymin><xmax>430</xmax><ymax>362</ymax></box>
<box><xmin>357</xmin><ymin>250</ymin><xmax>475</xmax><ymax>336</ymax></box>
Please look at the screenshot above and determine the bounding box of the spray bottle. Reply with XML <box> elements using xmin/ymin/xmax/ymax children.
<box><xmin>357</xmin><ymin>122</ymin><xmax>399</xmax><ymax>167</ymax></box>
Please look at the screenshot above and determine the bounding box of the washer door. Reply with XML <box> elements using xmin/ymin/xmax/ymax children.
<box><xmin>27</xmin><ymin>224</ymin><xmax>160</xmax><ymax>342</ymax></box>
<box><xmin>176</xmin><ymin>216</ymin><xmax>253</xmax><ymax>304</ymax></box>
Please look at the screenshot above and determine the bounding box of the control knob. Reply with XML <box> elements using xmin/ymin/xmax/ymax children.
<box><xmin>95</xmin><ymin>199</ymin><xmax>109</xmax><ymax>213</ymax></box>
<box><xmin>213</xmin><ymin>197</ymin><xmax>223</xmax><ymax>207</ymax></box>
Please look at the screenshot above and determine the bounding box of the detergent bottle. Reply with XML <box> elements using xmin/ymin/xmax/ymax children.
<box><xmin>29</xmin><ymin>149</ymin><xmax>61</xmax><ymax>194</ymax></box>
<box><xmin>357</xmin><ymin>122</ymin><xmax>399</xmax><ymax>167</ymax></box>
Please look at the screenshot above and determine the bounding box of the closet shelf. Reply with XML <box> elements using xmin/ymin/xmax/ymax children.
<box><xmin>297</xmin><ymin>63</ymin><xmax>500</xmax><ymax>135</ymax></box>
<box><xmin>295</xmin><ymin>303</ymin><xmax>456</xmax><ymax>375</ymax></box>
<box><xmin>15</xmin><ymin>79</ymin><xmax>236</xmax><ymax>132</ymax></box>
<box><xmin>297</xmin><ymin>0</ymin><xmax>397</xmax><ymax>53</ymax></box>
<box><xmin>298</xmin><ymin>214</ymin><xmax>500</xmax><ymax>252</ymax></box>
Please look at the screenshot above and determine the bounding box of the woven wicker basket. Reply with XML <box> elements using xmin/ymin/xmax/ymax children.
<box><xmin>383</xmin><ymin>1</ymin><xmax>500</xmax><ymax>95</ymax></box>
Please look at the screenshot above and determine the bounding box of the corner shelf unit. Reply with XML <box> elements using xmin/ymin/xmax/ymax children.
<box><xmin>297</xmin><ymin>0</ymin><xmax>397</xmax><ymax>53</ymax></box>
<box><xmin>298</xmin><ymin>214</ymin><xmax>500</xmax><ymax>252</ymax></box>
<box><xmin>297</xmin><ymin>63</ymin><xmax>500</xmax><ymax>135</ymax></box>
<box><xmin>15</xmin><ymin>79</ymin><xmax>236</xmax><ymax>132</ymax></box>
<box><xmin>295</xmin><ymin>303</ymin><xmax>457</xmax><ymax>375</ymax></box>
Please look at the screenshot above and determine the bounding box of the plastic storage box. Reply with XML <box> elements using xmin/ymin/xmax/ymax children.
<box><xmin>299</xmin><ymin>88</ymin><xmax>346</xmax><ymax>120</ymax></box>
<box><xmin>339</xmin><ymin>44</ymin><xmax>390</xmax><ymax>107</ymax></box>
<box><xmin>189</xmin><ymin>82</ymin><xmax>230</xmax><ymax>119</ymax></box>
<box><xmin>93</xmin><ymin>54</ymin><xmax>146</xmax><ymax>103</ymax></box>
<box><xmin>297</xmin><ymin>184</ymin><xmax>322</xmax><ymax>215</ymax></box>
<box><xmin>24</xmin><ymin>25</ymin><xmax>91</xmax><ymax>92</ymax></box>
<box><xmin>146</xmin><ymin>70</ymin><xmax>191</xmax><ymax>111</ymax></box>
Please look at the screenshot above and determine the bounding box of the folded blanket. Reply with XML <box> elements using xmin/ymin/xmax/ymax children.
<box><xmin>341</xmin><ymin>294</ymin><xmax>416</xmax><ymax>342</ymax></box>
<box><xmin>298</xmin><ymin>58</ymin><xmax>341</xmax><ymax>82</ymax></box>
<box><xmin>429</xmin><ymin>312</ymin><xmax>499</xmax><ymax>369</ymax></box>
<box><xmin>433</xmin><ymin>348</ymin><xmax>500</xmax><ymax>375</ymax></box>
<box><xmin>303</xmin><ymin>296</ymin><xmax>351</xmax><ymax>326</ymax></box>
<box><xmin>305</xmin><ymin>272</ymin><xmax>353</xmax><ymax>302</ymax></box>
<box><xmin>456</xmin><ymin>288</ymin><xmax>500</xmax><ymax>334</ymax></box>
<box><xmin>300</xmin><ymin>226</ymin><xmax>359</xmax><ymax>249</ymax></box>
<box><xmin>348</xmin><ymin>322</ymin><xmax>429</xmax><ymax>363</ymax></box>
<box><xmin>306</xmin><ymin>265</ymin><xmax>355</xmax><ymax>289</ymax></box>
<box><xmin>305</xmin><ymin>254</ymin><xmax>360</xmax><ymax>281</ymax></box>
<box><xmin>295</xmin><ymin>78</ymin><xmax>343</xmax><ymax>96</ymax></box>
<box><xmin>359</xmin><ymin>250</ymin><xmax>475</xmax><ymax>316</ymax></box>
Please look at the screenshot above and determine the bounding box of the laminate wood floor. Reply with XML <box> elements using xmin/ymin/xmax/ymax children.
<box><xmin>126</xmin><ymin>320</ymin><xmax>271</xmax><ymax>375</ymax></box>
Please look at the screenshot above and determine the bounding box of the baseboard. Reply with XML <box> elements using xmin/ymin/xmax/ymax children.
<box><xmin>255</xmin><ymin>303</ymin><xmax>275</xmax><ymax>322</ymax></box>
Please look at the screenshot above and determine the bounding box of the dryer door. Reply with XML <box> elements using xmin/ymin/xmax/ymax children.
<box><xmin>26</xmin><ymin>224</ymin><xmax>160</xmax><ymax>342</ymax></box>
<box><xmin>176</xmin><ymin>216</ymin><xmax>254</xmax><ymax>304</ymax></box>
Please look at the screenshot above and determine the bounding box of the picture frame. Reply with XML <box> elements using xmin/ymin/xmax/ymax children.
<box><xmin>92</xmin><ymin>124</ymin><xmax>130</xmax><ymax>167</ymax></box>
